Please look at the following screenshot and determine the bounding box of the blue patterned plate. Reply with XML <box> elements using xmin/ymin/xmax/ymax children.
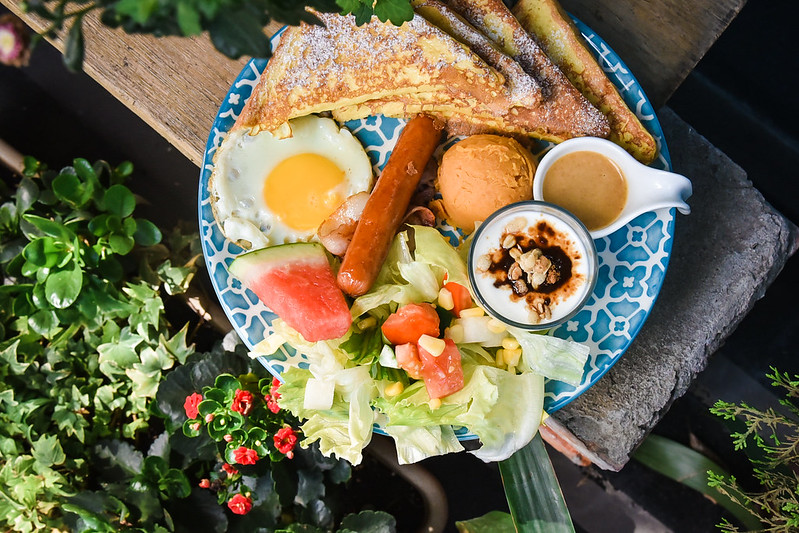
<box><xmin>199</xmin><ymin>19</ymin><xmax>674</xmax><ymax>428</ymax></box>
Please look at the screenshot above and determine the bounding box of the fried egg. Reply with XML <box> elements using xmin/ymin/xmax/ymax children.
<box><xmin>210</xmin><ymin>115</ymin><xmax>373</xmax><ymax>249</ymax></box>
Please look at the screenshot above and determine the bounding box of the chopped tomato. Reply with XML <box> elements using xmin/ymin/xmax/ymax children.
<box><xmin>381</xmin><ymin>303</ymin><xmax>440</xmax><ymax>345</ymax></box>
<box><xmin>395</xmin><ymin>343</ymin><xmax>423</xmax><ymax>380</ymax></box>
<box><xmin>417</xmin><ymin>338</ymin><xmax>464</xmax><ymax>399</ymax></box>
<box><xmin>444</xmin><ymin>282</ymin><xmax>473</xmax><ymax>317</ymax></box>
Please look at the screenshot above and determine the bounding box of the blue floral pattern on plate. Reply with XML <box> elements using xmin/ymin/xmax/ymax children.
<box><xmin>198</xmin><ymin>19</ymin><xmax>675</xmax><ymax>437</ymax></box>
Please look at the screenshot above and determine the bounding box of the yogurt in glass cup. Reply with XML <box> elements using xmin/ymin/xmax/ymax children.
<box><xmin>467</xmin><ymin>201</ymin><xmax>598</xmax><ymax>330</ymax></box>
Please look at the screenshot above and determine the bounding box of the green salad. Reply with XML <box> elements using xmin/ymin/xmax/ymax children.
<box><xmin>250</xmin><ymin>226</ymin><xmax>589</xmax><ymax>465</ymax></box>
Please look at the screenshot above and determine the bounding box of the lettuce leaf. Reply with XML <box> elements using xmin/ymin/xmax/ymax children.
<box><xmin>508</xmin><ymin>327</ymin><xmax>589</xmax><ymax>386</ymax></box>
<box><xmin>278</xmin><ymin>366</ymin><xmax>376</xmax><ymax>465</ymax></box>
<box><xmin>350</xmin><ymin>226</ymin><xmax>470</xmax><ymax>318</ymax></box>
<box><xmin>383</xmin><ymin>423</ymin><xmax>464</xmax><ymax>465</ymax></box>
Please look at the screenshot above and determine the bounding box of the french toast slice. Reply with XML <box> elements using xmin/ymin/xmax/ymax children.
<box><xmin>511</xmin><ymin>0</ymin><xmax>658</xmax><ymax>163</ymax></box>
<box><xmin>235</xmin><ymin>11</ymin><xmax>518</xmax><ymax>137</ymax></box>
<box><xmin>335</xmin><ymin>0</ymin><xmax>610</xmax><ymax>142</ymax></box>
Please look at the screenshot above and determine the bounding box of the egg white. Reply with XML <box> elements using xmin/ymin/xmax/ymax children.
<box><xmin>210</xmin><ymin>115</ymin><xmax>373</xmax><ymax>249</ymax></box>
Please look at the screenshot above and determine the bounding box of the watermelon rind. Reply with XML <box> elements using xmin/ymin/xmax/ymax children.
<box><xmin>229</xmin><ymin>242</ymin><xmax>328</xmax><ymax>282</ymax></box>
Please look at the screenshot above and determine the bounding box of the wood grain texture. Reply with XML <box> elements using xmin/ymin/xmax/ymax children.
<box><xmin>1</xmin><ymin>0</ymin><xmax>281</xmax><ymax>166</ymax></box>
<box><xmin>2</xmin><ymin>0</ymin><xmax>745</xmax><ymax>163</ymax></box>
<box><xmin>559</xmin><ymin>0</ymin><xmax>746</xmax><ymax>106</ymax></box>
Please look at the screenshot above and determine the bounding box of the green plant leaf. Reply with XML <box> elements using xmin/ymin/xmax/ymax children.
<box><xmin>373</xmin><ymin>0</ymin><xmax>413</xmax><ymax>24</ymax></box>
<box><xmin>64</xmin><ymin>14</ymin><xmax>85</xmax><ymax>72</ymax></box>
<box><xmin>113</xmin><ymin>0</ymin><xmax>158</xmax><ymax>24</ymax></box>
<box><xmin>208</xmin><ymin>6</ymin><xmax>271</xmax><ymax>59</ymax></box>
<box><xmin>176</xmin><ymin>1</ymin><xmax>202</xmax><ymax>36</ymax></box>
<box><xmin>22</xmin><ymin>213</ymin><xmax>76</xmax><ymax>241</ymax></box>
<box><xmin>22</xmin><ymin>237</ymin><xmax>60</xmax><ymax>268</ymax></box>
<box><xmin>32</xmin><ymin>435</ymin><xmax>67</xmax><ymax>467</ymax></box>
<box><xmin>134</xmin><ymin>218</ymin><xmax>162</xmax><ymax>246</ymax></box>
<box><xmin>339</xmin><ymin>510</ymin><xmax>398</xmax><ymax>533</ymax></box>
<box><xmin>45</xmin><ymin>263</ymin><xmax>83</xmax><ymax>309</ymax></box>
<box><xmin>633</xmin><ymin>434</ymin><xmax>761</xmax><ymax>530</ymax></box>
<box><xmin>16</xmin><ymin>176</ymin><xmax>39</xmax><ymax>214</ymax></box>
<box><xmin>159</xmin><ymin>468</ymin><xmax>191</xmax><ymax>499</ymax></box>
<box><xmin>28</xmin><ymin>308</ymin><xmax>59</xmax><ymax>336</ymax></box>
<box><xmin>109</xmin><ymin>232</ymin><xmax>135</xmax><ymax>255</ymax></box>
<box><xmin>104</xmin><ymin>185</ymin><xmax>136</xmax><ymax>218</ymax></box>
<box><xmin>114</xmin><ymin>161</ymin><xmax>134</xmax><ymax>179</ymax></box>
<box><xmin>214</xmin><ymin>374</ymin><xmax>241</xmax><ymax>395</ymax></box>
<box><xmin>455</xmin><ymin>510</ymin><xmax>516</xmax><ymax>532</ymax></box>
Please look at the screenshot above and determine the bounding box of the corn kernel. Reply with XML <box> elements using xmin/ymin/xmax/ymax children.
<box><xmin>445</xmin><ymin>323</ymin><xmax>464</xmax><ymax>344</ymax></box>
<box><xmin>418</xmin><ymin>334</ymin><xmax>446</xmax><ymax>357</ymax></box>
<box><xmin>487</xmin><ymin>318</ymin><xmax>507</xmax><ymax>333</ymax></box>
<box><xmin>357</xmin><ymin>316</ymin><xmax>376</xmax><ymax>330</ymax></box>
<box><xmin>384</xmin><ymin>381</ymin><xmax>405</xmax><ymax>397</ymax></box>
<box><xmin>504</xmin><ymin>348</ymin><xmax>522</xmax><ymax>367</ymax></box>
<box><xmin>501</xmin><ymin>338</ymin><xmax>520</xmax><ymax>350</ymax></box>
<box><xmin>428</xmin><ymin>398</ymin><xmax>442</xmax><ymax>410</ymax></box>
<box><xmin>437</xmin><ymin>287</ymin><xmax>454</xmax><ymax>310</ymax></box>
<box><xmin>495</xmin><ymin>348</ymin><xmax>505</xmax><ymax>366</ymax></box>
<box><xmin>459</xmin><ymin>307</ymin><xmax>485</xmax><ymax>318</ymax></box>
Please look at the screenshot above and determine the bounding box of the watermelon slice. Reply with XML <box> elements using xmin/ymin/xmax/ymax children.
<box><xmin>229</xmin><ymin>243</ymin><xmax>352</xmax><ymax>342</ymax></box>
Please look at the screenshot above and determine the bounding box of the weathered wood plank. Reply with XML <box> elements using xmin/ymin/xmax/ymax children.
<box><xmin>2</xmin><ymin>0</ymin><xmax>745</xmax><ymax>164</ymax></box>
<box><xmin>560</xmin><ymin>0</ymin><xmax>746</xmax><ymax>106</ymax></box>
<box><xmin>1</xmin><ymin>1</ymin><xmax>282</xmax><ymax>167</ymax></box>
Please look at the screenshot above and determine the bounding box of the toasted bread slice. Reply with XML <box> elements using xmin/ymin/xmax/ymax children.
<box><xmin>335</xmin><ymin>1</ymin><xmax>609</xmax><ymax>142</ymax></box>
<box><xmin>512</xmin><ymin>0</ymin><xmax>658</xmax><ymax>163</ymax></box>
<box><xmin>235</xmin><ymin>11</ymin><xmax>518</xmax><ymax>136</ymax></box>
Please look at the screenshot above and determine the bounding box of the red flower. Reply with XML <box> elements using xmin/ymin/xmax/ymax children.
<box><xmin>222</xmin><ymin>463</ymin><xmax>239</xmax><ymax>476</ymax></box>
<box><xmin>271</xmin><ymin>377</ymin><xmax>282</xmax><ymax>397</ymax></box>
<box><xmin>230</xmin><ymin>389</ymin><xmax>254</xmax><ymax>416</ymax></box>
<box><xmin>232</xmin><ymin>446</ymin><xmax>259</xmax><ymax>465</ymax></box>
<box><xmin>184</xmin><ymin>392</ymin><xmax>203</xmax><ymax>419</ymax></box>
<box><xmin>264</xmin><ymin>393</ymin><xmax>280</xmax><ymax>414</ymax></box>
<box><xmin>227</xmin><ymin>493</ymin><xmax>253</xmax><ymax>515</ymax></box>
<box><xmin>274</xmin><ymin>427</ymin><xmax>298</xmax><ymax>458</ymax></box>
<box><xmin>198</xmin><ymin>478</ymin><xmax>210</xmax><ymax>489</ymax></box>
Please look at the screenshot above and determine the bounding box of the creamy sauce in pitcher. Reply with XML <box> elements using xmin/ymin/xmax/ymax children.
<box><xmin>542</xmin><ymin>151</ymin><xmax>627</xmax><ymax>230</ymax></box>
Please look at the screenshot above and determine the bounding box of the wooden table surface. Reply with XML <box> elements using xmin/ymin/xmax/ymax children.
<box><xmin>3</xmin><ymin>0</ymin><xmax>745</xmax><ymax>168</ymax></box>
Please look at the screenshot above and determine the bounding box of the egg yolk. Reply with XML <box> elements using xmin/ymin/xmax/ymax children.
<box><xmin>264</xmin><ymin>153</ymin><xmax>345</xmax><ymax>231</ymax></box>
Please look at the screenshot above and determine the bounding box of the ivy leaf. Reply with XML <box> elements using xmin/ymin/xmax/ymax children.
<box><xmin>160</xmin><ymin>325</ymin><xmax>194</xmax><ymax>366</ymax></box>
<box><xmin>32</xmin><ymin>434</ymin><xmax>67</xmax><ymax>467</ymax></box>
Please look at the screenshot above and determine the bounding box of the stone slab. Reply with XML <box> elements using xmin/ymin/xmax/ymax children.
<box><xmin>553</xmin><ymin>107</ymin><xmax>799</xmax><ymax>470</ymax></box>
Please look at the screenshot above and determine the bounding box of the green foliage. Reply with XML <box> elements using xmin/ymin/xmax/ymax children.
<box><xmin>0</xmin><ymin>154</ymin><xmax>398</xmax><ymax>531</ymax></box>
<box><xmin>708</xmin><ymin>368</ymin><xmax>799</xmax><ymax>532</ymax></box>
<box><xmin>22</xmin><ymin>0</ymin><xmax>415</xmax><ymax>71</ymax></box>
<box><xmin>0</xmin><ymin>155</ymin><xmax>198</xmax><ymax>531</ymax></box>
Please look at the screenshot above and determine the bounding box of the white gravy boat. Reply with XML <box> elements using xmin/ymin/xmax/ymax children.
<box><xmin>532</xmin><ymin>137</ymin><xmax>692</xmax><ymax>239</ymax></box>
